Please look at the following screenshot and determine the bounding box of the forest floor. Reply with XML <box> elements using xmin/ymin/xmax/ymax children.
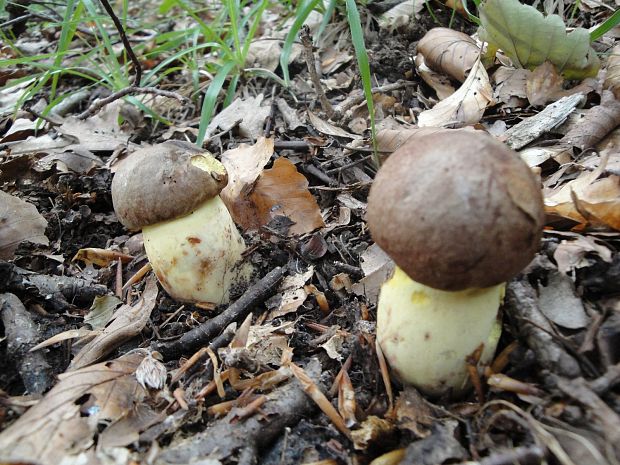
<box><xmin>1</xmin><ymin>1</ymin><xmax>620</xmax><ymax>464</ymax></box>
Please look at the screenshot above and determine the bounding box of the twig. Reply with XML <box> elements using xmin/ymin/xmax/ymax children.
<box><xmin>300</xmin><ymin>25</ymin><xmax>335</xmax><ymax>119</ymax></box>
<box><xmin>157</xmin><ymin>358</ymin><xmax>323</xmax><ymax>463</ymax></box>
<box><xmin>153</xmin><ymin>266</ymin><xmax>287</xmax><ymax>360</ymax></box>
<box><xmin>332</xmin><ymin>81</ymin><xmax>414</xmax><ymax>116</ymax></box>
<box><xmin>76</xmin><ymin>86</ymin><xmax>189</xmax><ymax>120</ymax></box>
<box><xmin>98</xmin><ymin>0</ymin><xmax>142</xmax><ymax>86</ymax></box>
<box><xmin>478</xmin><ymin>445</ymin><xmax>546</xmax><ymax>465</ymax></box>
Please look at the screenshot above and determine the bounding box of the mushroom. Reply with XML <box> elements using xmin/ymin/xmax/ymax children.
<box><xmin>112</xmin><ymin>141</ymin><xmax>252</xmax><ymax>304</ymax></box>
<box><xmin>366</xmin><ymin>131</ymin><xmax>545</xmax><ymax>396</ymax></box>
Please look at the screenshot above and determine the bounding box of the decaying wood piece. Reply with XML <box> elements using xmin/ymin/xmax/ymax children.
<box><xmin>0</xmin><ymin>293</ymin><xmax>54</xmax><ymax>393</ymax></box>
<box><xmin>0</xmin><ymin>261</ymin><xmax>108</xmax><ymax>309</ymax></box>
<box><xmin>503</xmin><ymin>93</ymin><xmax>585</xmax><ymax>149</ymax></box>
<box><xmin>156</xmin><ymin>358</ymin><xmax>323</xmax><ymax>465</ymax></box>
<box><xmin>504</xmin><ymin>279</ymin><xmax>581</xmax><ymax>377</ymax></box>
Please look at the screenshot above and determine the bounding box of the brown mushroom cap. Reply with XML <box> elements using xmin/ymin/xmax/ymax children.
<box><xmin>112</xmin><ymin>142</ymin><xmax>228</xmax><ymax>230</ymax></box>
<box><xmin>367</xmin><ymin>131</ymin><xmax>545</xmax><ymax>291</ymax></box>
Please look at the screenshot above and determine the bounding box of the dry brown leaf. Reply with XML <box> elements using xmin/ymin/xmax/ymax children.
<box><xmin>307</xmin><ymin>110</ymin><xmax>359</xmax><ymax>139</ymax></box>
<box><xmin>220</xmin><ymin>137</ymin><xmax>274</xmax><ymax>218</ymax></box>
<box><xmin>351</xmin><ymin>243</ymin><xmax>394</xmax><ymax>305</ymax></box>
<box><xmin>604</xmin><ymin>45</ymin><xmax>620</xmax><ymax>98</ymax></box>
<box><xmin>246</xmin><ymin>39</ymin><xmax>282</xmax><ymax>72</ymax></box>
<box><xmin>266</xmin><ymin>267</ymin><xmax>314</xmax><ymax>319</ymax></box>
<box><xmin>417</xmin><ymin>27</ymin><xmax>480</xmax><ymax>82</ymax></box>
<box><xmin>69</xmin><ymin>276</ymin><xmax>158</xmax><ymax>369</ymax></box>
<box><xmin>206</xmin><ymin>95</ymin><xmax>271</xmax><ymax>140</ymax></box>
<box><xmin>545</xmin><ymin>166</ymin><xmax>620</xmax><ymax>230</ymax></box>
<box><xmin>72</xmin><ymin>247</ymin><xmax>134</xmax><ymax>267</ymax></box>
<box><xmin>560</xmin><ymin>91</ymin><xmax>620</xmax><ymax>151</ymax></box>
<box><xmin>418</xmin><ymin>58</ymin><xmax>494</xmax><ymax>127</ymax></box>
<box><xmin>553</xmin><ymin>235</ymin><xmax>613</xmax><ymax>274</ymax></box>
<box><xmin>232</xmin><ymin>157</ymin><xmax>325</xmax><ymax>236</ymax></box>
<box><xmin>0</xmin><ymin>351</ymin><xmax>147</xmax><ymax>465</ymax></box>
<box><xmin>0</xmin><ymin>191</ymin><xmax>48</xmax><ymax>260</ymax></box>
<box><xmin>378</xmin><ymin>0</ymin><xmax>425</xmax><ymax>30</ymax></box>
<box><xmin>415</xmin><ymin>54</ymin><xmax>456</xmax><ymax>100</ymax></box>
<box><xmin>492</xmin><ymin>66</ymin><xmax>529</xmax><ymax>107</ymax></box>
<box><xmin>57</xmin><ymin>100</ymin><xmax>133</xmax><ymax>152</ymax></box>
<box><xmin>526</xmin><ymin>61</ymin><xmax>565</xmax><ymax>106</ymax></box>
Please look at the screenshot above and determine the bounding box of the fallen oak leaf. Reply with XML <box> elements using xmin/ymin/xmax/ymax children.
<box><xmin>0</xmin><ymin>351</ymin><xmax>147</xmax><ymax>465</ymax></box>
<box><xmin>0</xmin><ymin>191</ymin><xmax>48</xmax><ymax>260</ymax></box>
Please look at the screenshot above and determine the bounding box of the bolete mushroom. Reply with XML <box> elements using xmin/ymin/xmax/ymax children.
<box><xmin>367</xmin><ymin>131</ymin><xmax>545</xmax><ymax>396</ymax></box>
<box><xmin>112</xmin><ymin>141</ymin><xmax>252</xmax><ymax>304</ymax></box>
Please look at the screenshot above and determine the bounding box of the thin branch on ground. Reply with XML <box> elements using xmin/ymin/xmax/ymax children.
<box><xmin>98</xmin><ymin>0</ymin><xmax>142</xmax><ymax>86</ymax></box>
<box><xmin>300</xmin><ymin>25</ymin><xmax>336</xmax><ymax>120</ymax></box>
<box><xmin>152</xmin><ymin>265</ymin><xmax>287</xmax><ymax>360</ymax></box>
<box><xmin>76</xmin><ymin>86</ymin><xmax>190</xmax><ymax>119</ymax></box>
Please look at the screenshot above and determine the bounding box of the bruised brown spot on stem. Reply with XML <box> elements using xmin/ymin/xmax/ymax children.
<box><xmin>187</xmin><ymin>237</ymin><xmax>202</xmax><ymax>245</ymax></box>
<box><xmin>424</xmin><ymin>332</ymin><xmax>431</xmax><ymax>341</ymax></box>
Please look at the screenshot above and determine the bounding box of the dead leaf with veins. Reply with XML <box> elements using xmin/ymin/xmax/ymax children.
<box><xmin>418</xmin><ymin>58</ymin><xmax>494</xmax><ymax>127</ymax></box>
<box><xmin>228</xmin><ymin>157</ymin><xmax>325</xmax><ymax>236</ymax></box>
<box><xmin>0</xmin><ymin>351</ymin><xmax>147</xmax><ymax>465</ymax></box>
<box><xmin>220</xmin><ymin>137</ymin><xmax>275</xmax><ymax>219</ymax></box>
<box><xmin>417</xmin><ymin>27</ymin><xmax>480</xmax><ymax>82</ymax></box>
<box><xmin>69</xmin><ymin>276</ymin><xmax>158</xmax><ymax>370</ymax></box>
<box><xmin>0</xmin><ymin>191</ymin><xmax>48</xmax><ymax>260</ymax></box>
<box><xmin>205</xmin><ymin>94</ymin><xmax>271</xmax><ymax>140</ymax></box>
<box><xmin>545</xmin><ymin>158</ymin><xmax>620</xmax><ymax>231</ymax></box>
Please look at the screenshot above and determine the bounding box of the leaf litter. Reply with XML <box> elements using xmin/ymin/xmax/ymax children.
<box><xmin>1</xmin><ymin>2</ymin><xmax>620</xmax><ymax>465</ymax></box>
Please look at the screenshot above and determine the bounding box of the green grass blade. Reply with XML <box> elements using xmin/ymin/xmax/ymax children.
<box><xmin>345</xmin><ymin>0</ymin><xmax>379</xmax><ymax>167</ymax></box>
<box><xmin>280</xmin><ymin>0</ymin><xmax>321</xmax><ymax>86</ymax></box>
<box><xmin>196</xmin><ymin>61</ymin><xmax>236</xmax><ymax>146</ymax></box>
<box><xmin>590</xmin><ymin>9</ymin><xmax>620</xmax><ymax>42</ymax></box>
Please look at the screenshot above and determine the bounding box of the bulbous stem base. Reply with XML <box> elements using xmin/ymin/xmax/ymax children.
<box><xmin>376</xmin><ymin>267</ymin><xmax>504</xmax><ymax>397</ymax></box>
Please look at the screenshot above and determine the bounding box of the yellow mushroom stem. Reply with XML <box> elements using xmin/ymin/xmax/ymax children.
<box><xmin>376</xmin><ymin>267</ymin><xmax>504</xmax><ymax>397</ymax></box>
<box><xmin>143</xmin><ymin>196</ymin><xmax>251</xmax><ymax>304</ymax></box>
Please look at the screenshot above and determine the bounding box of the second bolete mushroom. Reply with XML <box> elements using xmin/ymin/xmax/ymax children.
<box><xmin>367</xmin><ymin>131</ymin><xmax>545</xmax><ymax>396</ymax></box>
<box><xmin>112</xmin><ymin>141</ymin><xmax>252</xmax><ymax>304</ymax></box>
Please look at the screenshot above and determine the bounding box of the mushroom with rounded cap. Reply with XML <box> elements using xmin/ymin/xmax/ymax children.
<box><xmin>112</xmin><ymin>141</ymin><xmax>252</xmax><ymax>304</ymax></box>
<box><xmin>367</xmin><ymin>130</ymin><xmax>545</xmax><ymax>396</ymax></box>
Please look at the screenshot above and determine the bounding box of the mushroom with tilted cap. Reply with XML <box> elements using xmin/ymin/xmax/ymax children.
<box><xmin>112</xmin><ymin>141</ymin><xmax>252</xmax><ymax>304</ymax></box>
<box><xmin>366</xmin><ymin>130</ymin><xmax>545</xmax><ymax>397</ymax></box>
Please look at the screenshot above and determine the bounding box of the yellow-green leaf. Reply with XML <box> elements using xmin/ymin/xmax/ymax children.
<box><xmin>478</xmin><ymin>0</ymin><xmax>600</xmax><ymax>80</ymax></box>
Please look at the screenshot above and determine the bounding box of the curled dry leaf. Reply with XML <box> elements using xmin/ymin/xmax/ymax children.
<box><xmin>604</xmin><ymin>45</ymin><xmax>620</xmax><ymax>98</ymax></box>
<box><xmin>0</xmin><ymin>191</ymin><xmax>48</xmax><ymax>260</ymax></box>
<box><xmin>417</xmin><ymin>27</ymin><xmax>480</xmax><ymax>82</ymax></box>
<box><xmin>415</xmin><ymin>54</ymin><xmax>455</xmax><ymax>100</ymax></box>
<box><xmin>0</xmin><ymin>351</ymin><xmax>147</xmax><ymax>465</ymax></box>
<box><xmin>231</xmin><ymin>157</ymin><xmax>325</xmax><ymax>236</ymax></box>
<box><xmin>553</xmin><ymin>235</ymin><xmax>613</xmax><ymax>275</ymax></box>
<box><xmin>545</xmin><ymin>162</ymin><xmax>620</xmax><ymax>231</ymax></box>
<box><xmin>220</xmin><ymin>136</ymin><xmax>275</xmax><ymax>218</ymax></box>
<box><xmin>378</xmin><ymin>0</ymin><xmax>425</xmax><ymax>30</ymax></box>
<box><xmin>418</xmin><ymin>58</ymin><xmax>494</xmax><ymax>127</ymax></box>
<box><xmin>560</xmin><ymin>91</ymin><xmax>620</xmax><ymax>151</ymax></box>
<box><xmin>69</xmin><ymin>276</ymin><xmax>158</xmax><ymax>370</ymax></box>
